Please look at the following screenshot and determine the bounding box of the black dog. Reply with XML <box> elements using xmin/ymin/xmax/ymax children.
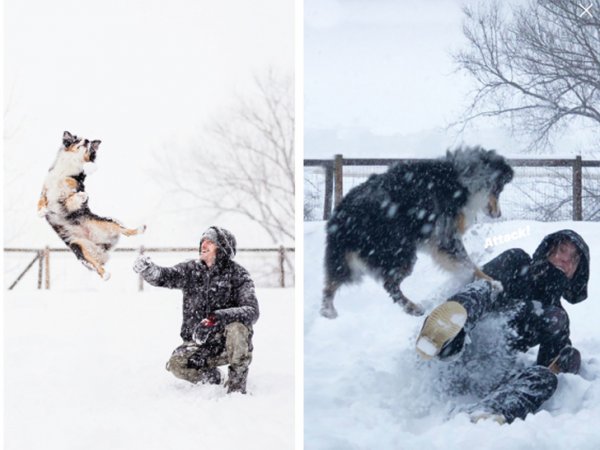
<box><xmin>321</xmin><ymin>147</ymin><xmax>514</xmax><ymax>318</ymax></box>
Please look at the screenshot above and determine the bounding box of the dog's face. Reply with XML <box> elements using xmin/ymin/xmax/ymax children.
<box><xmin>486</xmin><ymin>193</ymin><xmax>501</xmax><ymax>218</ymax></box>
<box><xmin>449</xmin><ymin>147</ymin><xmax>514</xmax><ymax>219</ymax></box>
<box><xmin>485</xmin><ymin>159</ymin><xmax>514</xmax><ymax>218</ymax></box>
<box><xmin>62</xmin><ymin>131</ymin><xmax>101</xmax><ymax>162</ymax></box>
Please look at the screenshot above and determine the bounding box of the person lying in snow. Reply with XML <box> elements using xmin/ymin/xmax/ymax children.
<box><xmin>133</xmin><ymin>226</ymin><xmax>259</xmax><ymax>394</ymax></box>
<box><xmin>416</xmin><ymin>229</ymin><xmax>590</xmax><ymax>424</ymax></box>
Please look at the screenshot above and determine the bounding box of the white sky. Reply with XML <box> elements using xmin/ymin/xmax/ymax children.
<box><xmin>305</xmin><ymin>0</ymin><xmax>470</xmax><ymax>135</ymax></box>
<box><xmin>4</xmin><ymin>0</ymin><xmax>599</xmax><ymax>246</ymax></box>
<box><xmin>304</xmin><ymin>0</ymin><xmax>599</xmax><ymax>158</ymax></box>
<box><xmin>4</xmin><ymin>0</ymin><xmax>294</xmax><ymax>247</ymax></box>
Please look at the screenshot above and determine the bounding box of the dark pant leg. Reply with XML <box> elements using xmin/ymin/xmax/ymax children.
<box><xmin>451</xmin><ymin>279</ymin><xmax>500</xmax><ymax>331</ymax></box>
<box><xmin>476</xmin><ymin>366</ymin><xmax>558</xmax><ymax>423</ymax></box>
<box><xmin>535</xmin><ymin>306</ymin><xmax>572</xmax><ymax>367</ymax></box>
<box><xmin>442</xmin><ymin>248</ymin><xmax>530</xmax><ymax>329</ymax></box>
<box><xmin>507</xmin><ymin>302</ymin><xmax>572</xmax><ymax>367</ymax></box>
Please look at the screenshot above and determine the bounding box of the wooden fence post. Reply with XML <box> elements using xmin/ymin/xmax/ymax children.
<box><xmin>573</xmin><ymin>155</ymin><xmax>583</xmax><ymax>221</ymax></box>
<box><xmin>5</xmin><ymin>246</ymin><xmax>295</xmax><ymax>290</ymax></box>
<box><xmin>38</xmin><ymin>250</ymin><xmax>43</xmax><ymax>289</ymax></box>
<box><xmin>8</xmin><ymin>252</ymin><xmax>42</xmax><ymax>290</ymax></box>
<box><xmin>278</xmin><ymin>246</ymin><xmax>285</xmax><ymax>288</ymax></box>
<box><xmin>138</xmin><ymin>246</ymin><xmax>145</xmax><ymax>292</ymax></box>
<box><xmin>334</xmin><ymin>154</ymin><xmax>343</xmax><ymax>207</ymax></box>
<box><xmin>324</xmin><ymin>163</ymin><xmax>334</xmax><ymax>220</ymax></box>
<box><xmin>44</xmin><ymin>246</ymin><xmax>50</xmax><ymax>289</ymax></box>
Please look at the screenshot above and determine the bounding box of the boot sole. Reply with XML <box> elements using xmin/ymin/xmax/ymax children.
<box><xmin>470</xmin><ymin>411</ymin><xmax>506</xmax><ymax>425</ymax></box>
<box><xmin>416</xmin><ymin>301</ymin><xmax>467</xmax><ymax>360</ymax></box>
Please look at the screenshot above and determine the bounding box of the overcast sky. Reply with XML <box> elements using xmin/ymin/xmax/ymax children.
<box><xmin>4</xmin><ymin>0</ymin><xmax>293</xmax><ymax>247</ymax></box>
<box><xmin>4</xmin><ymin>0</ymin><xmax>598</xmax><ymax>247</ymax></box>
<box><xmin>304</xmin><ymin>0</ymin><xmax>598</xmax><ymax>159</ymax></box>
<box><xmin>305</xmin><ymin>0</ymin><xmax>469</xmax><ymax>135</ymax></box>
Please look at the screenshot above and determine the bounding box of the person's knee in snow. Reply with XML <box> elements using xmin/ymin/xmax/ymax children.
<box><xmin>166</xmin><ymin>341</ymin><xmax>200</xmax><ymax>372</ymax></box>
<box><xmin>540</xmin><ymin>306</ymin><xmax>570</xmax><ymax>337</ymax></box>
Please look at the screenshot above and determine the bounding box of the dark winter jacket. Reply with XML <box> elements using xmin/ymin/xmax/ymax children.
<box><xmin>140</xmin><ymin>229</ymin><xmax>259</xmax><ymax>341</ymax></box>
<box><xmin>482</xmin><ymin>229</ymin><xmax>590</xmax><ymax>309</ymax></box>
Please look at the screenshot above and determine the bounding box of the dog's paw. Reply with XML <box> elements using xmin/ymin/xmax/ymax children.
<box><xmin>137</xmin><ymin>225</ymin><xmax>147</xmax><ymax>234</ymax></box>
<box><xmin>405</xmin><ymin>302</ymin><xmax>425</xmax><ymax>316</ymax></box>
<box><xmin>37</xmin><ymin>207</ymin><xmax>48</xmax><ymax>217</ymax></box>
<box><xmin>320</xmin><ymin>305</ymin><xmax>338</xmax><ymax>319</ymax></box>
<box><xmin>101</xmin><ymin>271</ymin><xmax>111</xmax><ymax>281</ymax></box>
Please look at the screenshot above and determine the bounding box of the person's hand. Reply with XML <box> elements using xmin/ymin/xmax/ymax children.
<box><xmin>193</xmin><ymin>315</ymin><xmax>219</xmax><ymax>344</ymax></box>
<box><xmin>488</xmin><ymin>279</ymin><xmax>504</xmax><ymax>295</ymax></box>
<box><xmin>133</xmin><ymin>255</ymin><xmax>152</xmax><ymax>273</ymax></box>
<box><xmin>200</xmin><ymin>314</ymin><xmax>218</xmax><ymax>327</ymax></box>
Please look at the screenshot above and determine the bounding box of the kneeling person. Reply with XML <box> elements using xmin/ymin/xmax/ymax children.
<box><xmin>133</xmin><ymin>226</ymin><xmax>259</xmax><ymax>394</ymax></box>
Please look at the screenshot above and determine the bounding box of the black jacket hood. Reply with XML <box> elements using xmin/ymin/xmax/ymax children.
<box><xmin>532</xmin><ymin>229</ymin><xmax>590</xmax><ymax>304</ymax></box>
<box><xmin>199</xmin><ymin>226</ymin><xmax>237</xmax><ymax>262</ymax></box>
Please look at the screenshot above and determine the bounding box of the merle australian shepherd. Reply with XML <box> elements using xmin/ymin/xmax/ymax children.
<box><xmin>37</xmin><ymin>131</ymin><xmax>146</xmax><ymax>280</ymax></box>
<box><xmin>321</xmin><ymin>147</ymin><xmax>514</xmax><ymax>319</ymax></box>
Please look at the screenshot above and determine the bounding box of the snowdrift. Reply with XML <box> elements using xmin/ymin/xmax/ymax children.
<box><xmin>4</xmin><ymin>288</ymin><xmax>294</xmax><ymax>450</ymax></box>
<box><xmin>305</xmin><ymin>220</ymin><xmax>600</xmax><ymax>449</ymax></box>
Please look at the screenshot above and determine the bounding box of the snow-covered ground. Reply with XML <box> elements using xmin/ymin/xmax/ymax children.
<box><xmin>305</xmin><ymin>220</ymin><xmax>600</xmax><ymax>449</ymax></box>
<box><xmin>4</xmin><ymin>287</ymin><xmax>294</xmax><ymax>450</ymax></box>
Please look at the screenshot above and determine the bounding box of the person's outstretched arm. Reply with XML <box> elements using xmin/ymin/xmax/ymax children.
<box><xmin>133</xmin><ymin>255</ymin><xmax>190</xmax><ymax>289</ymax></box>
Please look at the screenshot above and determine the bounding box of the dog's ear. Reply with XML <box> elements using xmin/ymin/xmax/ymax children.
<box><xmin>87</xmin><ymin>140</ymin><xmax>101</xmax><ymax>163</ymax></box>
<box><xmin>63</xmin><ymin>131</ymin><xmax>76</xmax><ymax>147</ymax></box>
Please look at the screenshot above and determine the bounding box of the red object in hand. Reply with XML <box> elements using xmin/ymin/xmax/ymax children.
<box><xmin>201</xmin><ymin>315</ymin><xmax>217</xmax><ymax>327</ymax></box>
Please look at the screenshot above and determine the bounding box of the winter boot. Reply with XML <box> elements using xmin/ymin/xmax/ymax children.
<box><xmin>225</xmin><ymin>366</ymin><xmax>248</xmax><ymax>394</ymax></box>
<box><xmin>416</xmin><ymin>301</ymin><xmax>468</xmax><ymax>360</ymax></box>
<box><xmin>469</xmin><ymin>410</ymin><xmax>506</xmax><ymax>425</ymax></box>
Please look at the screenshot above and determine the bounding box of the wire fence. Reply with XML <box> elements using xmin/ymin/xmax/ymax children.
<box><xmin>304</xmin><ymin>156</ymin><xmax>600</xmax><ymax>222</ymax></box>
<box><xmin>4</xmin><ymin>246</ymin><xmax>295</xmax><ymax>291</ymax></box>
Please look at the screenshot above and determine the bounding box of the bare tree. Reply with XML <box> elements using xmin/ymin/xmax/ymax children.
<box><xmin>455</xmin><ymin>0</ymin><xmax>600</xmax><ymax>149</ymax></box>
<box><xmin>304</xmin><ymin>177</ymin><xmax>321</xmax><ymax>221</ymax></box>
<box><xmin>4</xmin><ymin>85</ymin><xmax>34</xmax><ymax>245</ymax></box>
<box><xmin>156</xmin><ymin>70</ymin><xmax>294</xmax><ymax>244</ymax></box>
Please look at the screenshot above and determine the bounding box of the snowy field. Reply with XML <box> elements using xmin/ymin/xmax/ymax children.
<box><xmin>305</xmin><ymin>220</ymin><xmax>600</xmax><ymax>450</ymax></box>
<box><xmin>4</xmin><ymin>287</ymin><xmax>294</xmax><ymax>450</ymax></box>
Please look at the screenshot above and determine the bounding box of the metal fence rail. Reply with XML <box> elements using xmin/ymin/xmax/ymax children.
<box><xmin>5</xmin><ymin>246</ymin><xmax>295</xmax><ymax>291</ymax></box>
<box><xmin>304</xmin><ymin>155</ymin><xmax>600</xmax><ymax>221</ymax></box>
